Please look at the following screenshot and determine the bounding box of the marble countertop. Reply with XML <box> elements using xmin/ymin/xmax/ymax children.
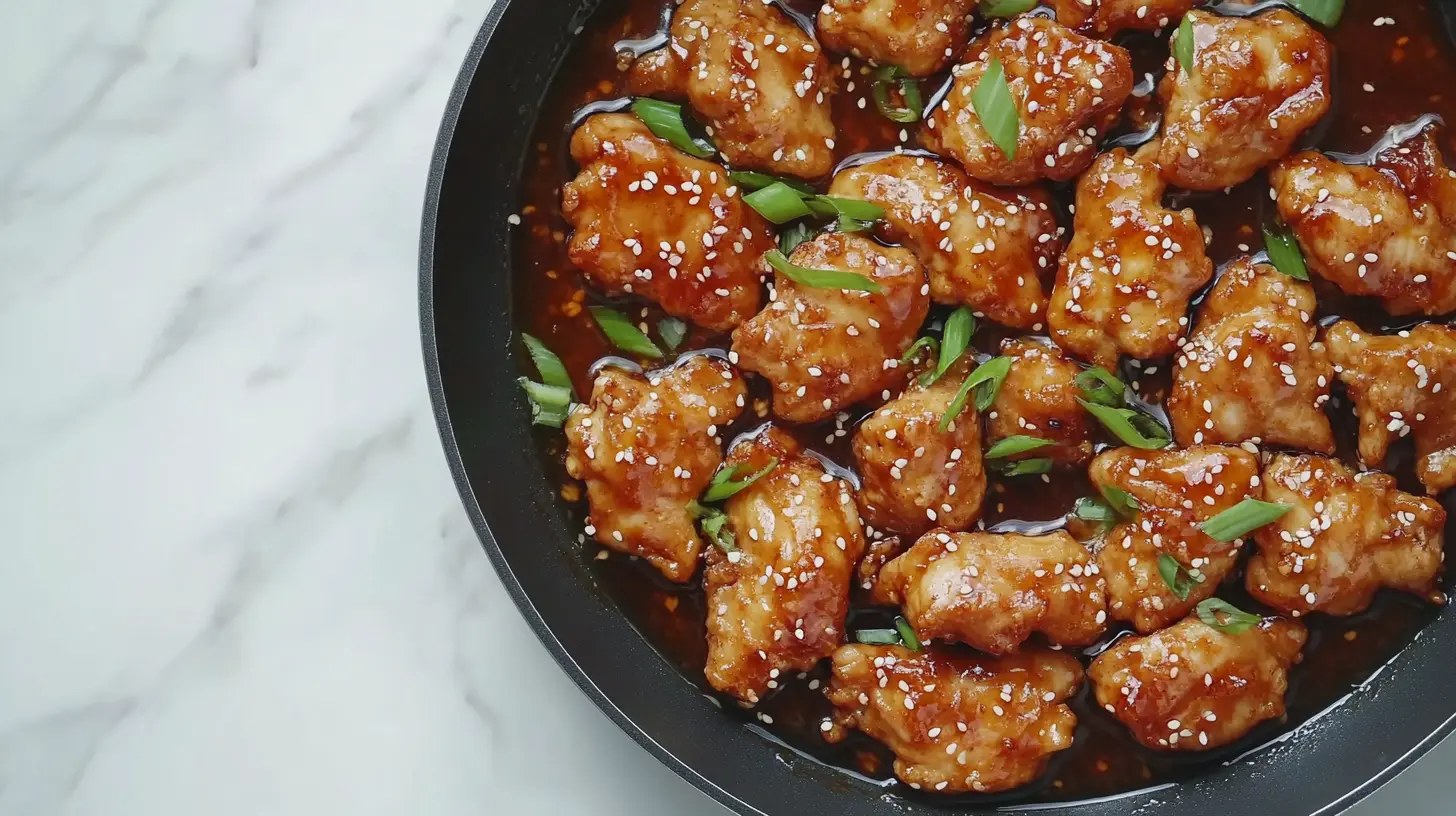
<box><xmin>1</xmin><ymin>0</ymin><xmax>1451</xmax><ymax>813</ymax></box>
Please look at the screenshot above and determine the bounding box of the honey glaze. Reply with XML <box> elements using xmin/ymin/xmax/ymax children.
<box><xmin>510</xmin><ymin>0</ymin><xmax>1456</xmax><ymax>804</ymax></box>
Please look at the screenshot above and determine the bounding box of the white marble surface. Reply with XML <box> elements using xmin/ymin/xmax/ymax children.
<box><xmin>0</xmin><ymin>1</ymin><xmax>1451</xmax><ymax>814</ymax></box>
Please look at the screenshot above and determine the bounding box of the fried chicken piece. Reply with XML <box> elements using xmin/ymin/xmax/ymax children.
<box><xmin>731</xmin><ymin>232</ymin><xmax>928</xmax><ymax>423</ymax></box>
<box><xmin>629</xmin><ymin>0</ymin><xmax>836</xmax><ymax>178</ymax></box>
<box><xmin>816</xmin><ymin>0</ymin><xmax>977</xmax><ymax>77</ymax></box>
<box><xmin>858</xmin><ymin>534</ymin><xmax>909</xmax><ymax>591</ymax></box>
<box><xmin>873</xmin><ymin>530</ymin><xmax>1108</xmax><ymax>653</ymax></box>
<box><xmin>1270</xmin><ymin>126</ymin><xmax>1456</xmax><ymax>316</ymax></box>
<box><xmin>1246</xmin><ymin>454</ymin><xmax>1447</xmax><ymax>616</ymax></box>
<box><xmin>922</xmin><ymin>15</ymin><xmax>1133</xmax><ymax>186</ymax></box>
<box><xmin>1325</xmin><ymin>321</ymin><xmax>1456</xmax><ymax>495</ymax></box>
<box><xmin>1089</xmin><ymin>446</ymin><xmax>1261</xmax><ymax>633</ymax></box>
<box><xmin>563</xmin><ymin>114</ymin><xmax>774</xmax><ymax>331</ymax></box>
<box><xmin>824</xmin><ymin>645</ymin><xmax>1081</xmax><ymax>793</ymax></box>
<box><xmin>852</xmin><ymin>358</ymin><xmax>987</xmax><ymax>539</ymax></box>
<box><xmin>564</xmin><ymin>356</ymin><xmax>747</xmax><ymax>581</ymax></box>
<box><xmin>704</xmin><ymin>427</ymin><xmax>866</xmax><ymax>704</ymax></box>
<box><xmin>1088</xmin><ymin>614</ymin><xmax>1306</xmax><ymax>751</ymax></box>
<box><xmin>987</xmin><ymin>338</ymin><xmax>1097</xmax><ymax>466</ymax></box>
<box><xmin>1049</xmin><ymin>0</ymin><xmax>1201</xmax><ymax>37</ymax></box>
<box><xmin>1048</xmin><ymin>141</ymin><xmax>1213</xmax><ymax>367</ymax></box>
<box><xmin>828</xmin><ymin>154</ymin><xmax>1060</xmax><ymax>330</ymax></box>
<box><xmin>1167</xmin><ymin>258</ymin><xmax>1334</xmax><ymax>452</ymax></box>
<box><xmin>1157</xmin><ymin>9</ymin><xmax>1331</xmax><ymax>191</ymax></box>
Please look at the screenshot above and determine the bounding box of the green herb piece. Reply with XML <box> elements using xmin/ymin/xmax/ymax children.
<box><xmin>765</xmin><ymin>249</ymin><xmax>882</xmax><ymax>293</ymax></box>
<box><xmin>808</xmin><ymin>196</ymin><xmax>885</xmax><ymax>222</ymax></box>
<box><xmin>589</xmin><ymin>306</ymin><xmax>665</xmax><ymax>359</ymax></box>
<box><xmin>698</xmin><ymin>505</ymin><xmax>736</xmax><ymax>552</ymax></box>
<box><xmin>517</xmin><ymin>379</ymin><xmax>572</xmax><ymax>428</ymax></box>
<box><xmin>894</xmin><ymin>616</ymin><xmax>923</xmax><ymax>651</ymax></box>
<box><xmin>1287</xmin><ymin>0</ymin><xmax>1344</xmax><ymax>27</ymax></box>
<box><xmin>728</xmin><ymin>170</ymin><xmax>815</xmax><ymax>196</ymax></box>
<box><xmin>1075</xmin><ymin>366</ymin><xmax>1126</xmax><ymax>408</ymax></box>
<box><xmin>778</xmin><ymin>221</ymin><xmax>815</xmax><ymax>255</ymax></box>
<box><xmin>920</xmin><ymin>307</ymin><xmax>975</xmax><ymax>386</ymax></box>
<box><xmin>834</xmin><ymin>214</ymin><xmax>876</xmax><ymax>233</ymax></box>
<box><xmin>1173</xmin><ymin>13</ymin><xmax>1195</xmax><ymax>75</ymax></box>
<box><xmin>632</xmin><ymin>98</ymin><xmax>716</xmax><ymax>159</ymax></box>
<box><xmin>1101</xmin><ymin>485</ymin><xmax>1139</xmax><ymax>518</ymax></box>
<box><xmin>900</xmin><ymin>336</ymin><xmax>940</xmax><ymax>365</ymax></box>
<box><xmin>1157</xmin><ymin>553</ymin><xmax>1205</xmax><ymax>601</ymax></box>
<box><xmin>1199</xmin><ymin>499</ymin><xmax>1292</xmax><ymax>542</ymax></box>
<box><xmin>853</xmin><ymin>628</ymin><xmax>903</xmax><ymax>646</ymax></box>
<box><xmin>980</xmin><ymin>0</ymin><xmax>1038</xmax><ymax>16</ymax></box>
<box><xmin>702</xmin><ymin>458</ymin><xmax>780</xmax><ymax>503</ymax></box>
<box><xmin>1074</xmin><ymin>496</ymin><xmax>1118</xmax><ymax>525</ymax></box>
<box><xmin>985</xmin><ymin>435</ymin><xmax>1054</xmax><ymax>459</ymax></box>
<box><xmin>1263</xmin><ymin>220</ymin><xmax>1310</xmax><ymax>281</ymax></box>
<box><xmin>972</xmin><ymin>57</ymin><xmax>1019</xmax><ymax>160</ymax></box>
<box><xmin>1196</xmin><ymin>598</ymin><xmax>1263</xmax><ymax>635</ymax></box>
<box><xmin>940</xmin><ymin>356</ymin><xmax>1013</xmax><ymax>431</ymax></box>
<box><xmin>744</xmin><ymin>182</ymin><xmax>816</xmax><ymax>224</ymax></box>
<box><xmin>657</xmin><ymin>317</ymin><xmax>688</xmax><ymax>352</ymax></box>
<box><xmin>521</xmin><ymin>333</ymin><xmax>573</xmax><ymax>393</ymax></box>
<box><xmin>996</xmin><ymin>457</ymin><xmax>1053</xmax><ymax>476</ymax></box>
<box><xmin>871</xmin><ymin>65</ymin><xmax>924</xmax><ymax>123</ymax></box>
<box><xmin>1078</xmin><ymin>399</ymin><xmax>1172</xmax><ymax>450</ymax></box>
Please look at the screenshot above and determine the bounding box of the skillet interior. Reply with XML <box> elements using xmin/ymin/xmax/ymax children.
<box><xmin>420</xmin><ymin>1</ymin><xmax>1456</xmax><ymax>813</ymax></box>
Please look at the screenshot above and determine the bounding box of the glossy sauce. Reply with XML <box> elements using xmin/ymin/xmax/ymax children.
<box><xmin>512</xmin><ymin>0</ymin><xmax>1456</xmax><ymax>804</ymax></box>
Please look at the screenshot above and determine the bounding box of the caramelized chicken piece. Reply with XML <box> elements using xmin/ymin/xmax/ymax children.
<box><xmin>565</xmin><ymin>356</ymin><xmax>747</xmax><ymax>581</ymax></box>
<box><xmin>987</xmin><ymin>338</ymin><xmax>1097</xmax><ymax>466</ymax></box>
<box><xmin>1089</xmin><ymin>446</ymin><xmax>1261</xmax><ymax>633</ymax></box>
<box><xmin>1325</xmin><ymin>321</ymin><xmax>1456</xmax><ymax>495</ymax></box>
<box><xmin>704</xmin><ymin>427</ymin><xmax>865</xmax><ymax>704</ymax></box>
<box><xmin>1167</xmin><ymin>258</ymin><xmax>1334</xmax><ymax>452</ymax></box>
<box><xmin>563</xmin><ymin>114</ymin><xmax>774</xmax><ymax>331</ymax></box>
<box><xmin>629</xmin><ymin>0</ymin><xmax>836</xmax><ymax>178</ymax></box>
<box><xmin>853</xmin><ymin>359</ymin><xmax>987</xmax><ymax>538</ymax></box>
<box><xmin>1088</xmin><ymin>614</ymin><xmax>1306</xmax><ymax>751</ymax></box>
<box><xmin>816</xmin><ymin>0</ymin><xmax>977</xmax><ymax>77</ymax></box>
<box><xmin>824</xmin><ymin>645</ymin><xmax>1081</xmax><ymax>793</ymax></box>
<box><xmin>858</xmin><ymin>534</ymin><xmax>909</xmax><ymax>591</ymax></box>
<box><xmin>1246</xmin><ymin>454</ymin><xmax>1447</xmax><ymax>616</ymax></box>
<box><xmin>1050</xmin><ymin>0</ymin><xmax>1201</xmax><ymax>37</ymax></box>
<box><xmin>1270</xmin><ymin>127</ymin><xmax>1456</xmax><ymax>315</ymax></box>
<box><xmin>828</xmin><ymin>154</ymin><xmax>1060</xmax><ymax>330</ymax></box>
<box><xmin>1157</xmin><ymin>9</ymin><xmax>1331</xmax><ymax>191</ymax></box>
<box><xmin>922</xmin><ymin>16</ymin><xmax>1133</xmax><ymax>186</ymax></box>
<box><xmin>873</xmin><ymin>530</ymin><xmax>1108</xmax><ymax>653</ymax></box>
<box><xmin>732</xmin><ymin>232</ymin><xmax>929</xmax><ymax>423</ymax></box>
<box><xmin>1048</xmin><ymin>142</ymin><xmax>1213</xmax><ymax>367</ymax></box>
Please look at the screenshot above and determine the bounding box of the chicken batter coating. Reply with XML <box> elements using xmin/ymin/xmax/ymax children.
<box><xmin>873</xmin><ymin>530</ymin><xmax>1108</xmax><ymax>654</ymax></box>
<box><xmin>1049</xmin><ymin>142</ymin><xmax>1214</xmax><ymax>367</ymax></box>
<box><xmin>1089</xmin><ymin>446</ymin><xmax>1261</xmax><ymax>633</ymax></box>
<box><xmin>816</xmin><ymin>0</ymin><xmax>977</xmax><ymax>77</ymax></box>
<box><xmin>824</xmin><ymin>645</ymin><xmax>1082</xmax><ymax>793</ymax></box>
<box><xmin>1325</xmin><ymin>321</ymin><xmax>1456</xmax><ymax>496</ymax></box>
<box><xmin>1246</xmin><ymin>454</ymin><xmax>1447</xmax><ymax>617</ymax></box>
<box><xmin>565</xmin><ymin>355</ymin><xmax>747</xmax><ymax>581</ymax></box>
<box><xmin>629</xmin><ymin>0</ymin><xmax>836</xmax><ymax>178</ymax></box>
<box><xmin>563</xmin><ymin>114</ymin><xmax>774</xmax><ymax>331</ymax></box>
<box><xmin>922</xmin><ymin>15</ymin><xmax>1134</xmax><ymax>186</ymax></box>
<box><xmin>704</xmin><ymin>427</ymin><xmax>866</xmax><ymax>704</ymax></box>
<box><xmin>1157</xmin><ymin>9</ymin><xmax>1331</xmax><ymax>191</ymax></box>
<box><xmin>828</xmin><ymin>153</ymin><xmax>1060</xmax><ymax>330</ymax></box>
<box><xmin>987</xmin><ymin>338</ymin><xmax>1097</xmax><ymax>466</ymax></box>
<box><xmin>1050</xmin><ymin>0</ymin><xmax>1201</xmax><ymax>38</ymax></box>
<box><xmin>1088</xmin><ymin>614</ymin><xmax>1307</xmax><ymax>751</ymax></box>
<box><xmin>732</xmin><ymin>232</ymin><xmax>929</xmax><ymax>423</ymax></box>
<box><xmin>1167</xmin><ymin>258</ymin><xmax>1334</xmax><ymax>452</ymax></box>
<box><xmin>1270</xmin><ymin>126</ymin><xmax>1456</xmax><ymax>316</ymax></box>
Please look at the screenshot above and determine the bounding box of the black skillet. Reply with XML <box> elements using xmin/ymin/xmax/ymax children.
<box><xmin>420</xmin><ymin>1</ymin><xmax>1456</xmax><ymax>813</ymax></box>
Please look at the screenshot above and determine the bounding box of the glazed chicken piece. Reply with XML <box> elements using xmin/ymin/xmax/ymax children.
<box><xmin>1088</xmin><ymin>614</ymin><xmax>1307</xmax><ymax>751</ymax></box>
<box><xmin>1270</xmin><ymin>126</ymin><xmax>1456</xmax><ymax>316</ymax></box>
<box><xmin>1167</xmin><ymin>258</ymin><xmax>1334</xmax><ymax>452</ymax></box>
<box><xmin>1048</xmin><ymin>141</ymin><xmax>1213</xmax><ymax>367</ymax></box>
<box><xmin>922</xmin><ymin>15</ymin><xmax>1134</xmax><ymax>186</ymax></box>
<box><xmin>1246</xmin><ymin>454</ymin><xmax>1447</xmax><ymax>616</ymax></box>
<box><xmin>828</xmin><ymin>154</ymin><xmax>1060</xmax><ymax>330</ymax></box>
<box><xmin>1325</xmin><ymin>321</ymin><xmax>1456</xmax><ymax>496</ymax></box>
<box><xmin>852</xmin><ymin>358</ymin><xmax>987</xmax><ymax>539</ymax></box>
<box><xmin>824</xmin><ymin>645</ymin><xmax>1081</xmax><ymax>793</ymax></box>
<box><xmin>816</xmin><ymin>0</ymin><xmax>977</xmax><ymax>77</ymax></box>
<box><xmin>1049</xmin><ymin>0</ymin><xmax>1201</xmax><ymax>37</ymax></box>
<box><xmin>732</xmin><ymin>232</ymin><xmax>929</xmax><ymax>423</ymax></box>
<box><xmin>629</xmin><ymin>0</ymin><xmax>836</xmax><ymax>178</ymax></box>
<box><xmin>1089</xmin><ymin>446</ymin><xmax>1261</xmax><ymax>633</ymax></box>
<box><xmin>1157</xmin><ymin>9</ymin><xmax>1331</xmax><ymax>191</ymax></box>
<box><xmin>704</xmin><ymin>427</ymin><xmax>866</xmax><ymax>704</ymax></box>
<box><xmin>563</xmin><ymin>114</ymin><xmax>774</xmax><ymax>331</ymax></box>
<box><xmin>872</xmin><ymin>530</ymin><xmax>1108</xmax><ymax>654</ymax></box>
<box><xmin>987</xmin><ymin>338</ymin><xmax>1097</xmax><ymax>466</ymax></box>
<box><xmin>564</xmin><ymin>356</ymin><xmax>747</xmax><ymax>581</ymax></box>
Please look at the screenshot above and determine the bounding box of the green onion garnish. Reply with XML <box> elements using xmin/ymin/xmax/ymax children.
<box><xmin>744</xmin><ymin>182</ymin><xmax>816</xmax><ymax>224</ymax></box>
<box><xmin>1287</xmin><ymin>0</ymin><xmax>1344</xmax><ymax>27</ymax></box>
<box><xmin>1196</xmin><ymin>598</ymin><xmax>1263</xmax><ymax>635</ymax></box>
<box><xmin>920</xmin><ymin>307</ymin><xmax>975</xmax><ymax>386</ymax></box>
<box><xmin>728</xmin><ymin>170</ymin><xmax>815</xmax><ymax>196</ymax></box>
<box><xmin>1074</xmin><ymin>496</ymin><xmax>1118</xmax><ymax>526</ymax></box>
<box><xmin>658</xmin><ymin>317</ymin><xmax>687</xmax><ymax>352</ymax></box>
<box><xmin>1199</xmin><ymin>499</ymin><xmax>1292</xmax><ymax>542</ymax></box>
<box><xmin>1075</xmin><ymin>366</ymin><xmax>1126</xmax><ymax>408</ymax></box>
<box><xmin>972</xmin><ymin>57</ymin><xmax>1019</xmax><ymax>160</ymax></box>
<box><xmin>894</xmin><ymin>616</ymin><xmax>923</xmax><ymax>651</ymax></box>
<box><xmin>1157</xmin><ymin>553</ymin><xmax>1205</xmax><ymax>601</ymax></box>
<box><xmin>698</xmin><ymin>506</ymin><xmax>736</xmax><ymax>552</ymax></box>
<box><xmin>702</xmin><ymin>458</ymin><xmax>780</xmax><ymax>503</ymax></box>
<box><xmin>631</xmin><ymin>98</ymin><xmax>716</xmax><ymax>159</ymax></box>
<box><xmin>1173</xmin><ymin>13</ymin><xmax>1195</xmax><ymax>75</ymax></box>
<box><xmin>589</xmin><ymin>306</ymin><xmax>665</xmax><ymax>359</ymax></box>
<box><xmin>985</xmin><ymin>435</ymin><xmax>1054</xmax><ymax>459</ymax></box>
<box><xmin>997</xmin><ymin>457</ymin><xmax>1053</xmax><ymax>476</ymax></box>
<box><xmin>521</xmin><ymin>333</ymin><xmax>573</xmax><ymax>393</ymax></box>
<box><xmin>900</xmin><ymin>336</ymin><xmax>940</xmax><ymax>365</ymax></box>
<box><xmin>807</xmin><ymin>196</ymin><xmax>886</xmax><ymax>222</ymax></box>
<box><xmin>980</xmin><ymin>0</ymin><xmax>1038</xmax><ymax>16</ymax></box>
<box><xmin>940</xmin><ymin>356</ymin><xmax>1013</xmax><ymax>431</ymax></box>
<box><xmin>1263</xmin><ymin>220</ymin><xmax>1310</xmax><ymax>281</ymax></box>
<box><xmin>1078</xmin><ymin>399</ymin><xmax>1172</xmax><ymax>450</ymax></box>
<box><xmin>853</xmin><ymin>628</ymin><xmax>902</xmax><ymax>646</ymax></box>
<box><xmin>871</xmin><ymin>65</ymin><xmax>924</xmax><ymax>124</ymax></box>
<box><xmin>1102</xmin><ymin>485</ymin><xmax>1139</xmax><ymax>517</ymax></box>
<box><xmin>517</xmin><ymin>379</ymin><xmax>572</xmax><ymax>428</ymax></box>
<box><xmin>778</xmin><ymin>221</ymin><xmax>814</xmax><ymax>255</ymax></box>
<box><xmin>765</xmin><ymin>249</ymin><xmax>882</xmax><ymax>293</ymax></box>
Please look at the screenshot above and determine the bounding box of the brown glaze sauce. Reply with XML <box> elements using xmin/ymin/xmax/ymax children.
<box><xmin>512</xmin><ymin>0</ymin><xmax>1456</xmax><ymax>804</ymax></box>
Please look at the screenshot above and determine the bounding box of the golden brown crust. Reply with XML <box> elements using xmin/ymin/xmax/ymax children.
<box><xmin>988</xmin><ymin>338</ymin><xmax>1097</xmax><ymax>466</ymax></box>
<box><xmin>816</xmin><ymin>0</ymin><xmax>977</xmax><ymax>77</ymax></box>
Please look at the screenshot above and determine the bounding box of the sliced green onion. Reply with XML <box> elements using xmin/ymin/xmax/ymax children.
<box><xmin>1078</xmin><ymin>399</ymin><xmax>1172</xmax><ymax>450</ymax></box>
<box><xmin>871</xmin><ymin>65</ymin><xmax>924</xmax><ymax>123</ymax></box>
<box><xmin>985</xmin><ymin>435</ymin><xmax>1054</xmax><ymax>459</ymax></box>
<box><xmin>920</xmin><ymin>307</ymin><xmax>975</xmax><ymax>386</ymax></box>
<box><xmin>728</xmin><ymin>170</ymin><xmax>815</xmax><ymax>196</ymax></box>
<box><xmin>589</xmin><ymin>306</ymin><xmax>664</xmax><ymax>359</ymax></box>
<box><xmin>698</xmin><ymin>506</ymin><xmax>736</xmax><ymax>552</ymax></box>
<box><xmin>1173</xmin><ymin>13</ymin><xmax>1195</xmax><ymax>75</ymax></box>
<box><xmin>940</xmin><ymin>356</ymin><xmax>1013</xmax><ymax>431</ymax></box>
<box><xmin>972</xmin><ymin>57</ymin><xmax>1019</xmax><ymax>161</ymax></box>
<box><xmin>778</xmin><ymin>221</ymin><xmax>815</xmax><ymax>254</ymax></box>
<box><xmin>853</xmin><ymin>628</ymin><xmax>902</xmax><ymax>646</ymax></box>
<box><xmin>1263</xmin><ymin>220</ymin><xmax>1310</xmax><ymax>281</ymax></box>
<box><xmin>980</xmin><ymin>0</ymin><xmax>1038</xmax><ymax>16</ymax></box>
<box><xmin>1287</xmin><ymin>0</ymin><xmax>1344</xmax><ymax>27</ymax></box>
<box><xmin>1197</xmin><ymin>598</ymin><xmax>1263</xmax><ymax>635</ymax></box>
<box><xmin>901</xmin><ymin>336</ymin><xmax>940</xmax><ymax>365</ymax></box>
<box><xmin>1199</xmin><ymin>499</ymin><xmax>1292</xmax><ymax>542</ymax></box>
<box><xmin>744</xmin><ymin>182</ymin><xmax>816</xmax><ymax>224</ymax></box>
<box><xmin>1074</xmin><ymin>496</ymin><xmax>1118</xmax><ymax>525</ymax></box>
<box><xmin>658</xmin><ymin>317</ymin><xmax>687</xmax><ymax>352</ymax></box>
<box><xmin>1101</xmin><ymin>485</ymin><xmax>1139</xmax><ymax>518</ymax></box>
<box><xmin>518</xmin><ymin>379</ymin><xmax>572</xmax><ymax>428</ymax></box>
<box><xmin>894</xmin><ymin>616</ymin><xmax>923</xmax><ymax>651</ymax></box>
<box><xmin>1075</xmin><ymin>366</ymin><xmax>1126</xmax><ymax>408</ymax></box>
<box><xmin>834</xmin><ymin>215</ymin><xmax>876</xmax><ymax>233</ymax></box>
<box><xmin>632</xmin><ymin>98</ymin><xmax>716</xmax><ymax>159</ymax></box>
<box><xmin>702</xmin><ymin>458</ymin><xmax>780</xmax><ymax>503</ymax></box>
<box><xmin>521</xmin><ymin>333</ymin><xmax>573</xmax><ymax>393</ymax></box>
<box><xmin>809</xmin><ymin>196</ymin><xmax>886</xmax><ymax>222</ymax></box>
<box><xmin>997</xmin><ymin>457</ymin><xmax>1053</xmax><ymax>476</ymax></box>
<box><xmin>765</xmin><ymin>249</ymin><xmax>882</xmax><ymax>293</ymax></box>
<box><xmin>1157</xmin><ymin>553</ymin><xmax>1205</xmax><ymax>601</ymax></box>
